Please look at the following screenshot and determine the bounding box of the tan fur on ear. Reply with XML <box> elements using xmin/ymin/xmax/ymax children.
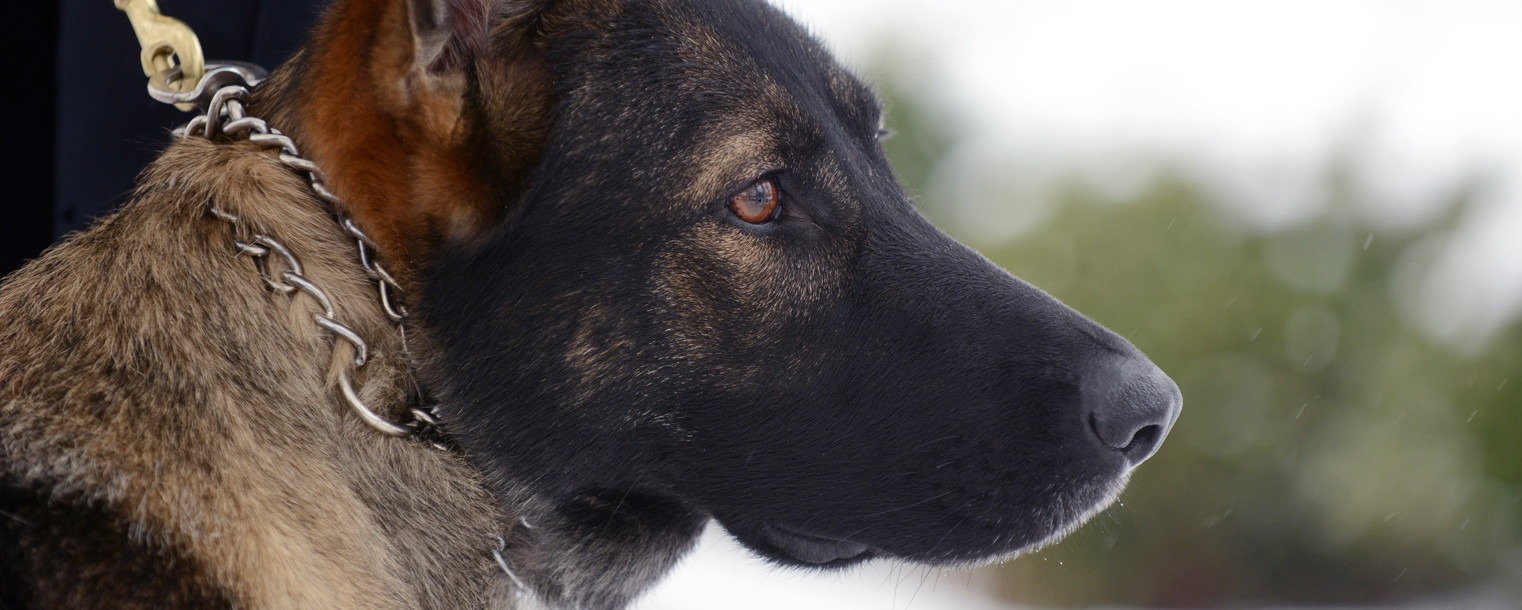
<box><xmin>295</xmin><ymin>0</ymin><xmax>553</xmax><ymax>280</ymax></box>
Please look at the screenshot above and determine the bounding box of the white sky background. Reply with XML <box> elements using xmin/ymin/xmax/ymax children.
<box><xmin>639</xmin><ymin>2</ymin><xmax>1522</xmax><ymax>608</ymax></box>
<box><xmin>769</xmin><ymin>0</ymin><xmax>1522</xmax><ymax>353</ymax></box>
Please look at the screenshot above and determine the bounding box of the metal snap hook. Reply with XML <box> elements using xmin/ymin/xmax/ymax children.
<box><xmin>115</xmin><ymin>0</ymin><xmax>205</xmax><ymax>111</ymax></box>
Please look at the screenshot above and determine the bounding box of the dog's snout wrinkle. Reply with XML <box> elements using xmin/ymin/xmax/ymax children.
<box><xmin>1080</xmin><ymin>356</ymin><xmax>1182</xmax><ymax>468</ymax></box>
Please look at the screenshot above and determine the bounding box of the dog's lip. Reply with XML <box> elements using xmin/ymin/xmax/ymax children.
<box><xmin>761</xmin><ymin>523</ymin><xmax>872</xmax><ymax>564</ymax></box>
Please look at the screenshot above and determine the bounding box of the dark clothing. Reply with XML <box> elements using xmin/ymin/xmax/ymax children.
<box><xmin>55</xmin><ymin>0</ymin><xmax>327</xmax><ymax>236</ymax></box>
<box><xmin>0</xmin><ymin>2</ymin><xmax>60</xmax><ymax>279</ymax></box>
<box><xmin>0</xmin><ymin>0</ymin><xmax>325</xmax><ymax>280</ymax></box>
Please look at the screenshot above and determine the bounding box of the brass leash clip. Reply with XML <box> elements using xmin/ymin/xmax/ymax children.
<box><xmin>114</xmin><ymin>0</ymin><xmax>204</xmax><ymax>111</ymax></box>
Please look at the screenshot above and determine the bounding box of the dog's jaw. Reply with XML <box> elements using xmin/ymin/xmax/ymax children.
<box><xmin>484</xmin><ymin>480</ymin><xmax>707</xmax><ymax>610</ymax></box>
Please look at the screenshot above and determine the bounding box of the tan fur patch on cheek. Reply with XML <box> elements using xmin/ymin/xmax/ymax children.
<box><xmin>560</xmin><ymin>302</ymin><xmax>641</xmax><ymax>407</ymax></box>
<box><xmin>703</xmin><ymin>230</ymin><xmax>838</xmax><ymax>309</ymax></box>
<box><xmin>654</xmin><ymin>221</ymin><xmax>843</xmax><ymax>358</ymax></box>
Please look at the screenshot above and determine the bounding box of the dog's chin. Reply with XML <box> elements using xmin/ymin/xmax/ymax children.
<box><xmin>727</xmin><ymin>476</ymin><xmax>1131</xmax><ymax>570</ymax></box>
<box><xmin>756</xmin><ymin>524</ymin><xmax>877</xmax><ymax>567</ymax></box>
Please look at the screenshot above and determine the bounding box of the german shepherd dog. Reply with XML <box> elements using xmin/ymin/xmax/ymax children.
<box><xmin>0</xmin><ymin>0</ymin><xmax>1181</xmax><ymax>608</ymax></box>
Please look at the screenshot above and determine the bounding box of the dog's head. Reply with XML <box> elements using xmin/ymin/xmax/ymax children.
<box><xmin>285</xmin><ymin>0</ymin><xmax>1180</xmax><ymax>602</ymax></box>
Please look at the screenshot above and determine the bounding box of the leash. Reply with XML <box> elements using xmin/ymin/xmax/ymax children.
<box><xmin>112</xmin><ymin>1</ymin><xmax>529</xmax><ymax>594</ymax></box>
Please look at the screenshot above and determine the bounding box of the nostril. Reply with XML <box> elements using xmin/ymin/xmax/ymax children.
<box><xmin>1081</xmin><ymin>356</ymin><xmax>1182</xmax><ymax>468</ymax></box>
<box><xmin>1123</xmin><ymin>424</ymin><xmax>1162</xmax><ymax>456</ymax></box>
<box><xmin>1087</xmin><ymin>414</ymin><xmax>1161</xmax><ymax>455</ymax></box>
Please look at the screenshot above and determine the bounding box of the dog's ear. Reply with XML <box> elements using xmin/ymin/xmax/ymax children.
<box><xmin>298</xmin><ymin>0</ymin><xmax>563</xmax><ymax>275</ymax></box>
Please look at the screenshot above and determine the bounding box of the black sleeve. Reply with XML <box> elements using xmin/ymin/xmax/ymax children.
<box><xmin>52</xmin><ymin>0</ymin><xmax>328</xmax><ymax>238</ymax></box>
<box><xmin>0</xmin><ymin>3</ymin><xmax>57</xmax><ymax>280</ymax></box>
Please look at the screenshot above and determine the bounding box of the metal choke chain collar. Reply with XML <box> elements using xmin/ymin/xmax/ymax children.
<box><xmin>152</xmin><ymin>64</ymin><xmax>431</xmax><ymax>439</ymax></box>
<box><xmin>148</xmin><ymin>63</ymin><xmax>527</xmax><ymax>594</ymax></box>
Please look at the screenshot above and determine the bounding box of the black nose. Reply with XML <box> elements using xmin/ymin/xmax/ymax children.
<box><xmin>1081</xmin><ymin>356</ymin><xmax>1182</xmax><ymax>467</ymax></box>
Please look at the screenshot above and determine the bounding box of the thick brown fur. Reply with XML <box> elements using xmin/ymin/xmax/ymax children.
<box><xmin>277</xmin><ymin>0</ymin><xmax>565</xmax><ymax>278</ymax></box>
<box><xmin>0</xmin><ymin>139</ymin><xmax>506</xmax><ymax>609</ymax></box>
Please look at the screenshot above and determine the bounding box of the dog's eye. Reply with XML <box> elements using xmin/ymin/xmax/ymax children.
<box><xmin>730</xmin><ymin>178</ymin><xmax>781</xmax><ymax>224</ymax></box>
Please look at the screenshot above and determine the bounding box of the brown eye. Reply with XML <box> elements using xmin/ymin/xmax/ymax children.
<box><xmin>729</xmin><ymin>178</ymin><xmax>781</xmax><ymax>224</ymax></box>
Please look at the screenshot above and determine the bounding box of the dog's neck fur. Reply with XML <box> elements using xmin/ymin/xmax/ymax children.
<box><xmin>0</xmin><ymin>135</ymin><xmax>523</xmax><ymax>608</ymax></box>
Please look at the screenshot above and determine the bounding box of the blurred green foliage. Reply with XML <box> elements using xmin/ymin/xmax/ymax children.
<box><xmin>871</xmin><ymin>53</ymin><xmax>1522</xmax><ymax>607</ymax></box>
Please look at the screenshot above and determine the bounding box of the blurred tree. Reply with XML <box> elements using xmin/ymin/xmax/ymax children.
<box><xmin>870</xmin><ymin>51</ymin><xmax>1522</xmax><ymax>608</ymax></box>
<box><xmin>859</xmin><ymin>43</ymin><xmax>959</xmax><ymax>215</ymax></box>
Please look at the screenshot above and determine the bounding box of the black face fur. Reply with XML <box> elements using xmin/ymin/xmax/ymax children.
<box><xmin>420</xmin><ymin>0</ymin><xmax>1180</xmax><ymax>589</ymax></box>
